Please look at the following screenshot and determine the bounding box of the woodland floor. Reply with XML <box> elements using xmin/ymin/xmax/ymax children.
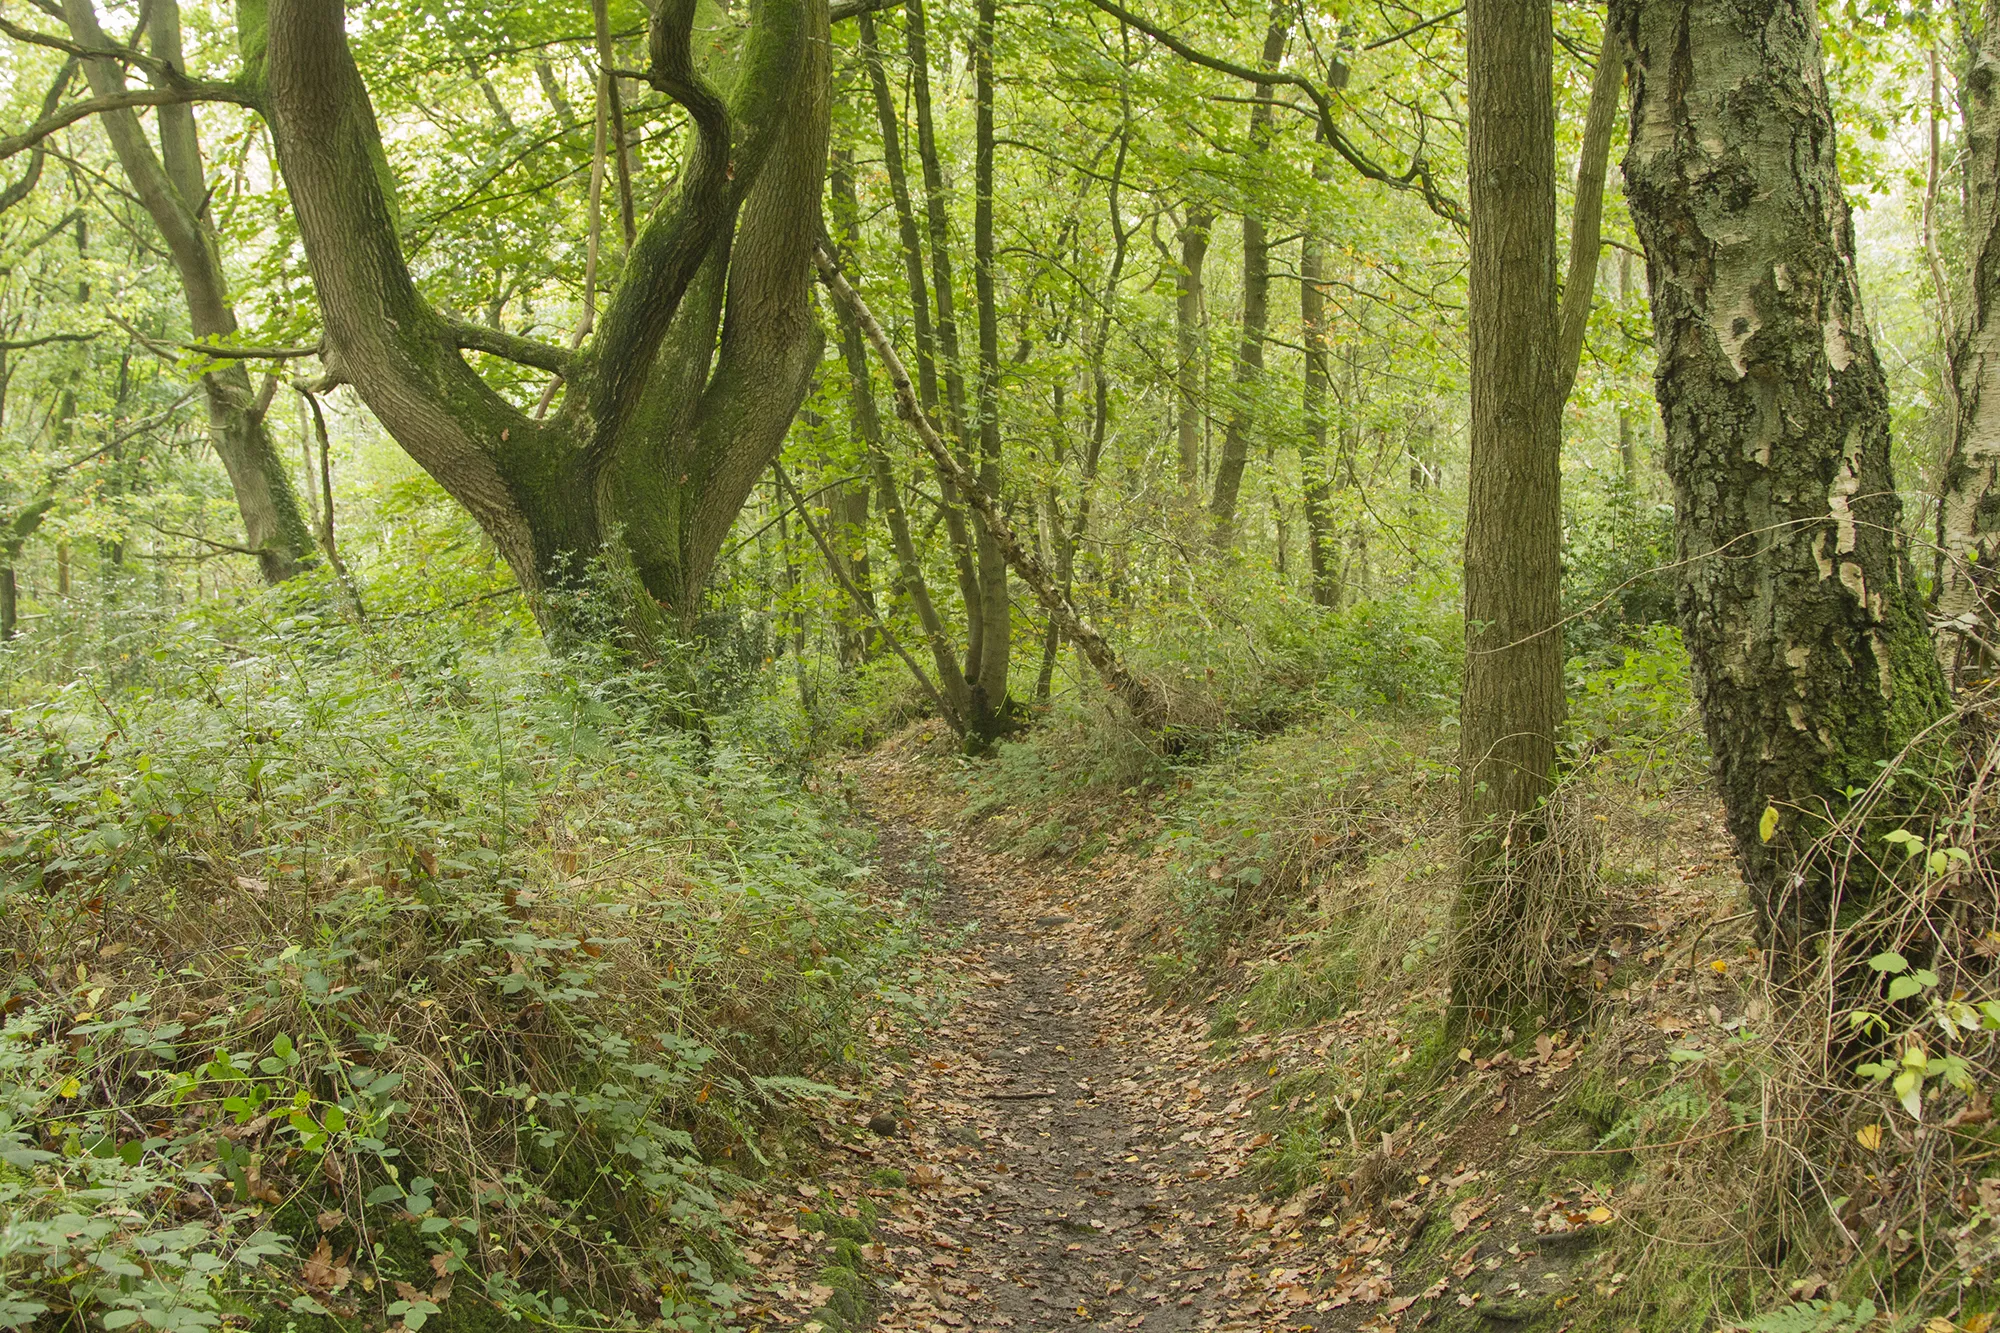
<box><xmin>732</xmin><ymin>727</ymin><xmax>1755</xmax><ymax>1333</ymax></box>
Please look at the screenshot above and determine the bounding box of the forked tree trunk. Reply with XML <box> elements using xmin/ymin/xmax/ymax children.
<box><xmin>65</xmin><ymin>0</ymin><xmax>317</xmax><ymax>585</ymax></box>
<box><xmin>1938</xmin><ymin>0</ymin><xmax>2000</xmax><ymax>687</ymax></box>
<box><xmin>255</xmin><ymin>0</ymin><xmax>829</xmax><ymax>647</ymax></box>
<box><xmin>1617</xmin><ymin>0</ymin><xmax>1950</xmax><ymax>945</ymax></box>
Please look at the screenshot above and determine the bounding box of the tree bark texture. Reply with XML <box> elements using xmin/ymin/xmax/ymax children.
<box><xmin>1617</xmin><ymin>0</ymin><xmax>1950</xmax><ymax>942</ymax></box>
<box><xmin>260</xmin><ymin>0</ymin><xmax>828</xmax><ymax>644</ymax></box>
<box><xmin>65</xmin><ymin>0</ymin><xmax>316</xmax><ymax>585</ymax></box>
<box><xmin>1938</xmin><ymin>0</ymin><xmax>2000</xmax><ymax>687</ymax></box>
<box><xmin>1452</xmin><ymin>0</ymin><xmax>1565</xmax><ymax>1015</ymax></box>
<box><xmin>1459</xmin><ymin>0</ymin><xmax>1563</xmax><ymax>844</ymax></box>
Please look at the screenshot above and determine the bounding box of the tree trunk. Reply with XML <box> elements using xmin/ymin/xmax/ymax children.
<box><xmin>1301</xmin><ymin>222</ymin><xmax>1338</xmax><ymax>606</ymax></box>
<box><xmin>1938</xmin><ymin>0</ymin><xmax>2000</xmax><ymax>687</ymax></box>
<box><xmin>1207</xmin><ymin>4</ymin><xmax>1288</xmax><ymax>545</ymax></box>
<box><xmin>966</xmin><ymin>0</ymin><xmax>1014</xmax><ymax>745</ymax></box>
<box><xmin>258</xmin><ymin>0</ymin><xmax>830</xmax><ymax>648</ymax></box>
<box><xmin>1618</xmin><ymin>250</ymin><xmax>1639</xmax><ymax>479</ymax></box>
<box><xmin>862</xmin><ymin>7</ymin><xmax>987</xmax><ymax>679</ymax></box>
<box><xmin>1175</xmin><ymin>205</ymin><xmax>1212</xmax><ymax>493</ymax></box>
<box><xmin>1451</xmin><ymin>0</ymin><xmax>1565</xmax><ymax>1016</ymax></box>
<box><xmin>1617</xmin><ymin>0</ymin><xmax>1950</xmax><ymax>946</ymax></box>
<box><xmin>64</xmin><ymin>0</ymin><xmax>317</xmax><ymax>585</ymax></box>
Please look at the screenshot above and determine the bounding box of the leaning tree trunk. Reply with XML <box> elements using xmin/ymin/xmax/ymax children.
<box><xmin>258</xmin><ymin>0</ymin><xmax>829</xmax><ymax>647</ymax></box>
<box><xmin>1937</xmin><ymin>0</ymin><xmax>2000</xmax><ymax>688</ymax></box>
<box><xmin>65</xmin><ymin>0</ymin><xmax>317</xmax><ymax>585</ymax></box>
<box><xmin>1617</xmin><ymin>0</ymin><xmax>1950</xmax><ymax>947</ymax></box>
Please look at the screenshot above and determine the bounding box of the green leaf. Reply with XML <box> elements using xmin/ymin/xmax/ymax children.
<box><xmin>1892</xmin><ymin>1066</ymin><xmax>1923</xmax><ymax>1118</ymax></box>
<box><xmin>1886</xmin><ymin>975</ymin><xmax>1923</xmax><ymax>1002</ymax></box>
<box><xmin>1867</xmin><ymin>951</ymin><xmax>1908</xmax><ymax>973</ymax></box>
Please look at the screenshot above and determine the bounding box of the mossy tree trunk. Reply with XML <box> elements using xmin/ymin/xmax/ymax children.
<box><xmin>1616</xmin><ymin>0</ymin><xmax>1951</xmax><ymax>945</ymax></box>
<box><xmin>255</xmin><ymin>0</ymin><xmax>828</xmax><ymax>645</ymax></box>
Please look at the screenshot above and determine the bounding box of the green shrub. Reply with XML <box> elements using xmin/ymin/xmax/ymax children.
<box><xmin>0</xmin><ymin>594</ymin><xmax>922</xmax><ymax>1331</ymax></box>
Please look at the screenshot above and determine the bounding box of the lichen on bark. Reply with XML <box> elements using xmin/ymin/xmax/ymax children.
<box><xmin>1616</xmin><ymin>0</ymin><xmax>1950</xmax><ymax>945</ymax></box>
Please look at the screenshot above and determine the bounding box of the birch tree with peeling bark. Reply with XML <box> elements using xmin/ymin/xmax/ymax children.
<box><xmin>1616</xmin><ymin>0</ymin><xmax>1951</xmax><ymax>945</ymax></box>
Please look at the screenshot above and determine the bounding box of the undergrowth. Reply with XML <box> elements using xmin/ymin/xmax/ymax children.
<box><xmin>0</xmin><ymin>583</ymin><xmax>927</xmax><ymax>1332</ymax></box>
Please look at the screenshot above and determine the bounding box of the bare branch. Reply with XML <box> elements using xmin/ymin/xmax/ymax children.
<box><xmin>0</xmin><ymin>83</ymin><xmax>256</xmax><ymax>162</ymax></box>
<box><xmin>0</xmin><ymin>329</ymin><xmax>98</xmax><ymax>351</ymax></box>
<box><xmin>829</xmin><ymin>0</ymin><xmax>899</xmax><ymax>21</ymax></box>
<box><xmin>1361</xmin><ymin>6</ymin><xmax>1462</xmax><ymax>51</ymax></box>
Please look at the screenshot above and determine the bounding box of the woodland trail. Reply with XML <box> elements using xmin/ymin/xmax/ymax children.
<box><xmin>748</xmin><ymin>740</ymin><xmax>1370</xmax><ymax>1333</ymax></box>
<box><xmin>858</xmin><ymin>813</ymin><xmax>1314</xmax><ymax>1332</ymax></box>
<box><xmin>735</xmin><ymin>737</ymin><xmax>1642</xmax><ymax>1333</ymax></box>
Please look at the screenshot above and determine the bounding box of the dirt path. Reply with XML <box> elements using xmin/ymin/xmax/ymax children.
<box><xmin>733</xmin><ymin>738</ymin><xmax>1702</xmax><ymax>1333</ymax></box>
<box><xmin>872</xmin><ymin>816</ymin><xmax>1286</xmax><ymax>1331</ymax></box>
<box><xmin>834</xmin><ymin>777</ymin><xmax>1354</xmax><ymax>1333</ymax></box>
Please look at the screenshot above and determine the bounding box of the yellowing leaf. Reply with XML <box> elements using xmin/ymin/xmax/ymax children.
<box><xmin>1758</xmin><ymin>805</ymin><xmax>1780</xmax><ymax>842</ymax></box>
<box><xmin>1855</xmin><ymin>1123</ymin><xmax>1882</xmax><ymax>1150</ymax></box>
<box><xmin>56</xmin><ymin>1077</ymin><xmax>79</xmax><ymax>1099</ymax></box>
<box><xmin>1711</xmin><ymin>960</ymin><xmax>1729</xmax><ymax>974</ymax></box>
<box><xmin>1586</xmin><ymin>1206</ymin><xmax>1613</xmax><ymax>1223</ymax></box>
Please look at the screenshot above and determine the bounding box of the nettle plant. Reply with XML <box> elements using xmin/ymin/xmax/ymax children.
<box><xmin>1844</xmin><ymin>830</ymin><xmax>2000</xmax><ymax>1120</ymax></box>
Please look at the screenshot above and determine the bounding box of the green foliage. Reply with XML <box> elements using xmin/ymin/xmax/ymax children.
<box><xmin>1727</xmin><ymin>1298</ymin><xmax>1878</xmax><ymax>1333</ymax></box>
<box><xmin>0</xmin><ymin>592</ymin><xmax>922</xmax><ymax>1330</ymax></box>
<box><xmin>1563</xmin><ymin>478</ymin><xmax>1679</xmax><ymax>664</ymax></box>
<box><xmin>1566</xmin><ymin>625</ymin><xmax>1710</xmax><ymax>792</ymax></box>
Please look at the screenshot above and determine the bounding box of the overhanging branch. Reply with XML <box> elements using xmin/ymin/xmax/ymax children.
<box><xmin>0</xmin><ymin>83</ymin><xmax>257</xmax><ymax>162</ymax></box>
